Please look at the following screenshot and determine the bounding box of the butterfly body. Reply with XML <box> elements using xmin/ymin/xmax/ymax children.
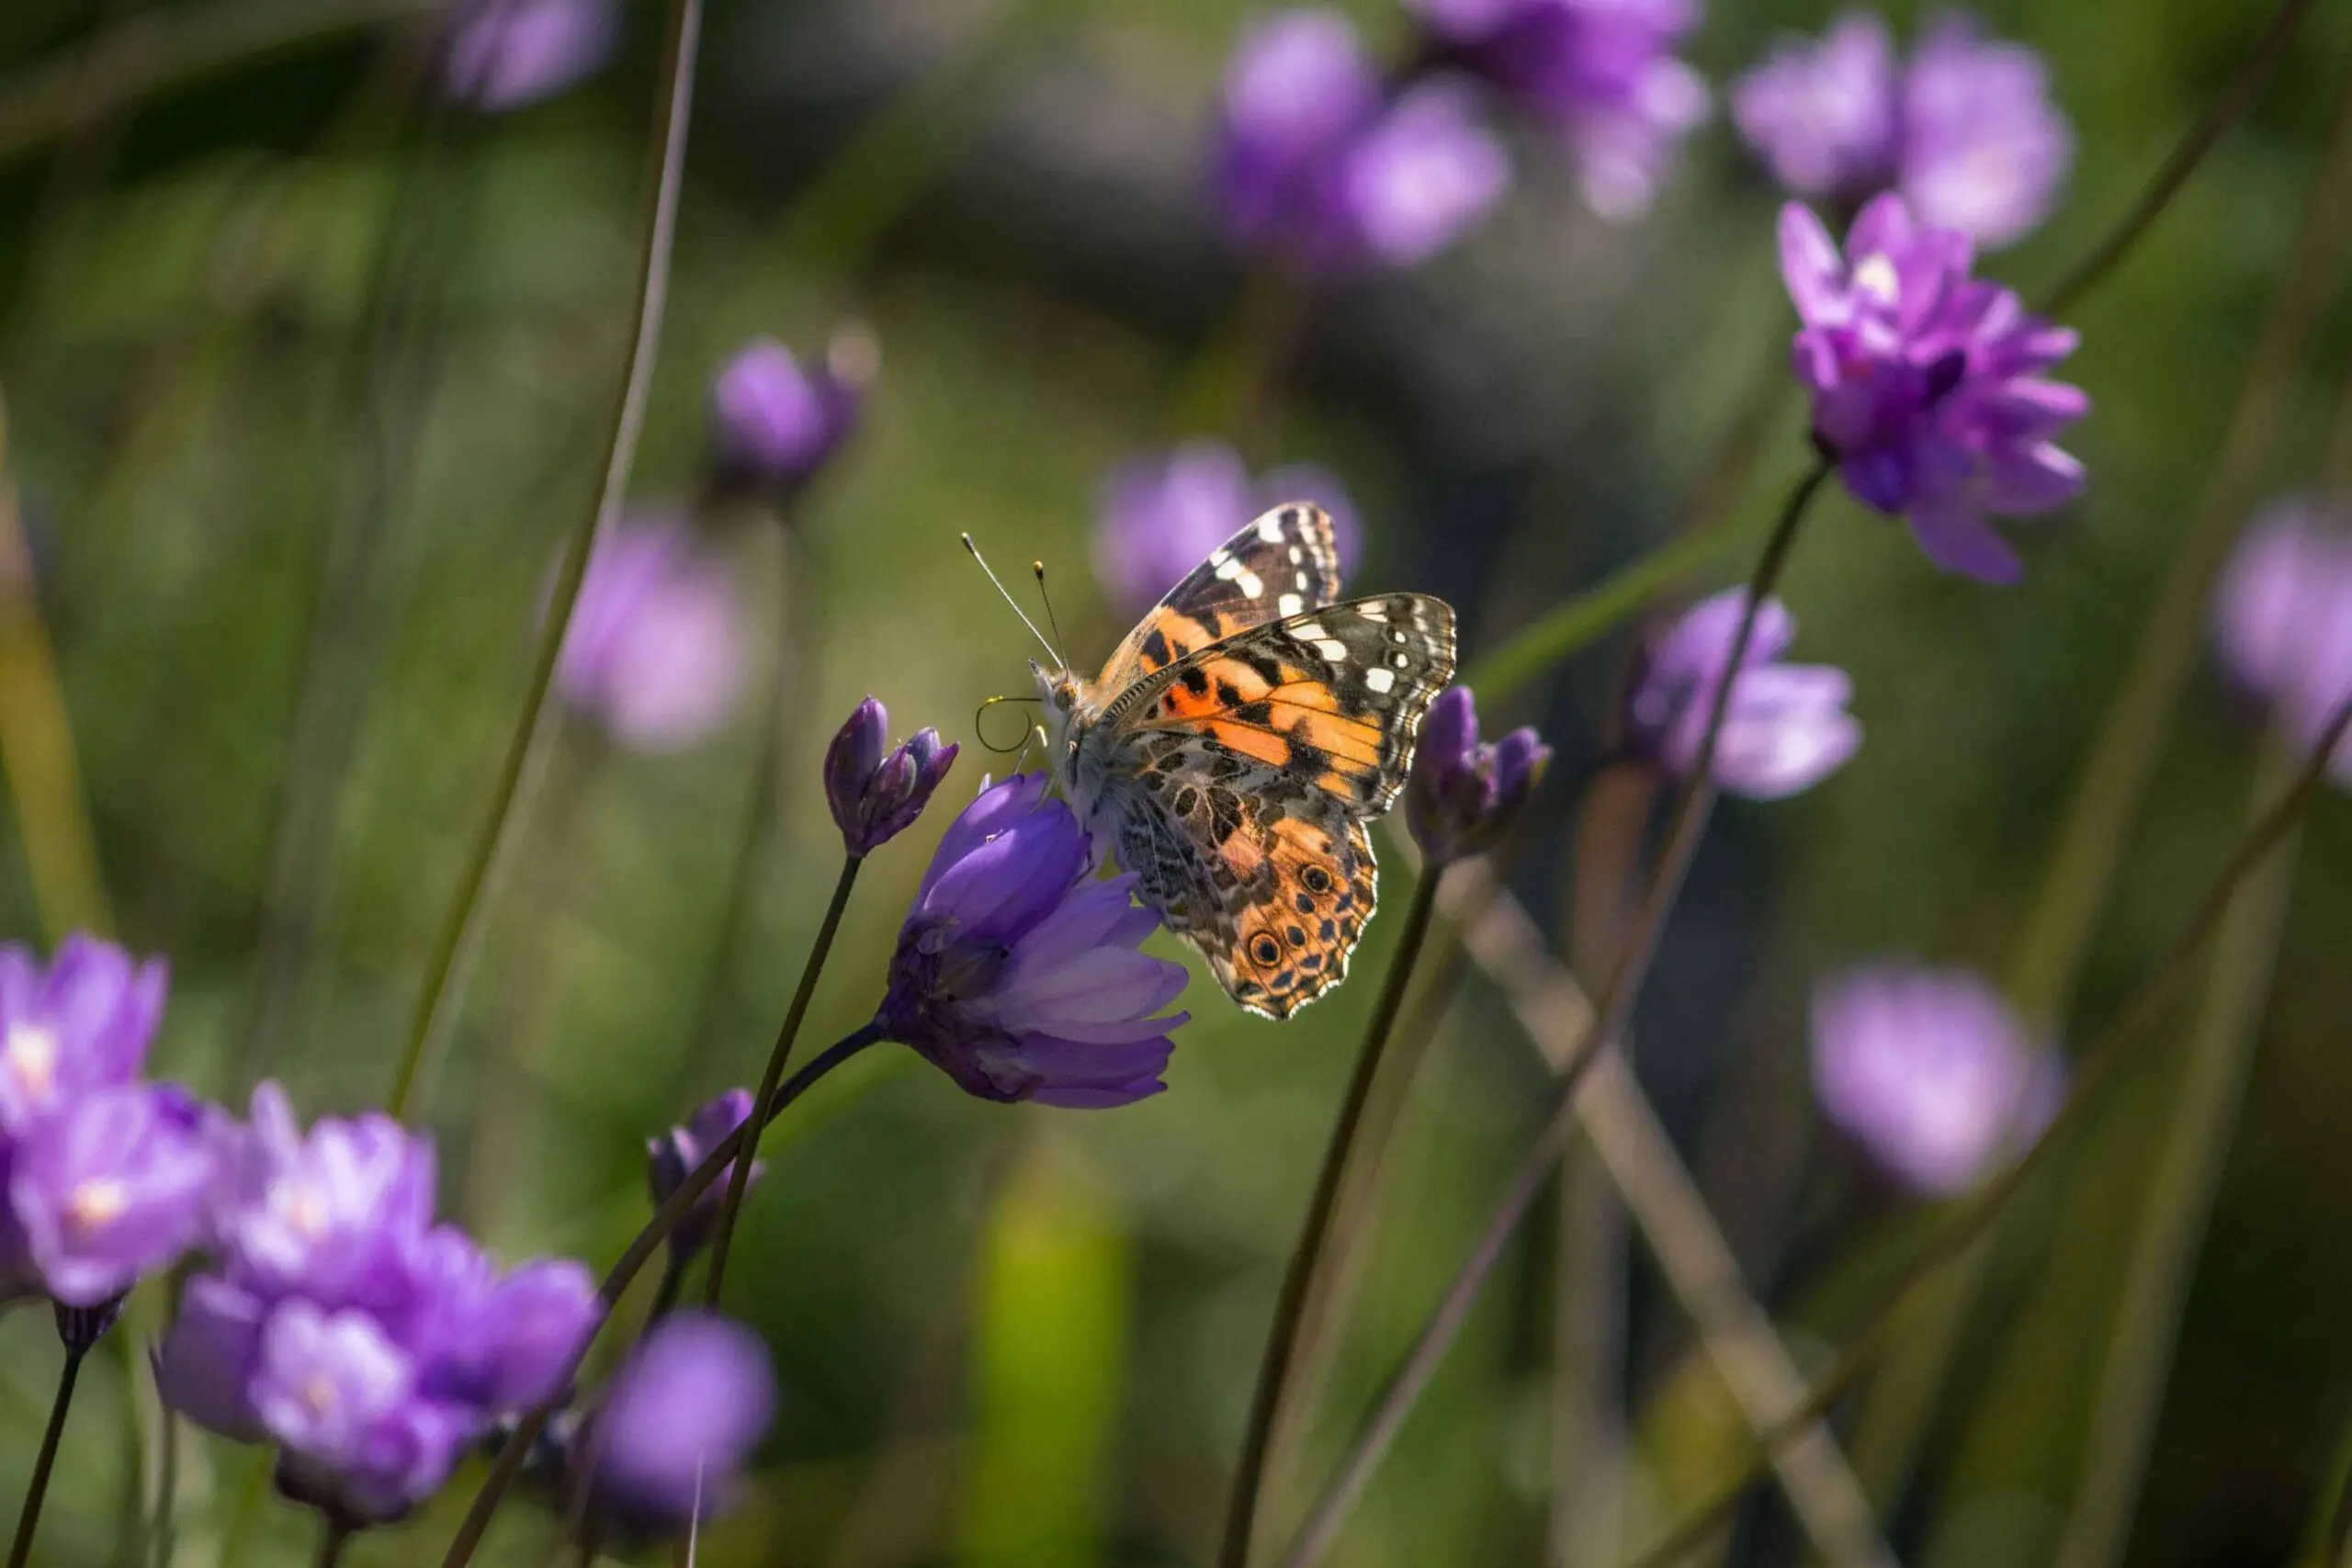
<box><xmin>1035</xmin><ymin>503</ymin><xmax>1456</xmax><ymax>1018</ymax></box>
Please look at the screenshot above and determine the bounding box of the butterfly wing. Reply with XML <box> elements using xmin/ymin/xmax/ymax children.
<box><xmin>1088</xmin><ymin>592</ymin><xmax>1456</xmax><ymax>1017</ymax></box>
<box><xmin>1093</xmin><ymin>502</ymin><xmax>1344</xmax><ymax>697</ymax></box>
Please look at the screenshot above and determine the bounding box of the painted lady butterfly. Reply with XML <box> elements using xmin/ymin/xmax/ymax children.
<box><xmin>1035</xmin><ymin>503</ymin><xmax>1457</xmax><ymax>1018</ymax></box>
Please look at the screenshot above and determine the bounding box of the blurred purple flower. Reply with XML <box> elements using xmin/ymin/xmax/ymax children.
<box><xmin>555</xmin><ymin>516</ymin><xmax>748</xmax><ymax>752</ymax></box>
<box><xmin>1213</xmin><ymin>10</ymin><xmax>1509</xmax><ymax>270</ymax></box>
<box><xmin>157</xmin><ymin>1082</ymin><xmax>600</xmax><ymax>1524</ymax></box>
<box><xmin>1413</xmin><ymin>0</ymin><xmax>1709</xmax><ymax>220</ymax></box>
<box><xmin>1734</xmin><ymin>12</ymin><xmax>2069</xmax><ymax>249</ymax></box>
<box><xmin>647</xmin><ymin>1089</ymin><xmax>762</xmax><ymax>1262</ymax></box>
<box><xmin>875</xmin><ymin>774</ymin><xmax>1187</xmax><ymax>1108</ymax></box>
<box><xmin>1781</xmin><ymin>194</ymin><xmax>2088</xmax><ymax>582</ymax></box>
<box><xmin>591</xmin><ymin>1313</ymin><xmax>775</xmax><ymax>1530</ymax></box>
<box><xmin>824</xmin><ymin>697</ymin><xmax>958</xmax><ymax>858</ymax></box>
<box><xmin>2212</xmin><ymin>501</ymin><xmax>2352</xmax><ymax>784</ymax></box>
<box><xmin>1627</xmin><ymin>590</ymin><xmax>1860</xmax><ymax>799</ymax></box>
<box><xmin>708</xmin><ymin>330</ymin><xmax>875</xmax><ymax>498</ymax></box>
<box><xmin>1095</xmin><ymin>442</ymin><xmax>1361</xmax><ymax>620</ymax></box>
<box><xmin>1407</xmin><ymin>687</ymin><xmax>1550</xmax><ymax>863</ymax></box>
<box><xmin>1812</xmin><ymin>962</ymin><xmax>2061</xmax><ymax>1195</ymax></box>
<box><xmin>0</xmin><ymin>938</ymin><xmax>219</xmax><ymax>1312</ymax></box>
<box><xmin>444</xmin><ymin>0</ymin><xmax>619</xmax><ymax>112</ymax></box>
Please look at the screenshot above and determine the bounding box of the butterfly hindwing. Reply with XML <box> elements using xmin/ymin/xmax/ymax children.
<box><xmin>1094</xmin><ymin>502</ymin><xmax>1343</xmax><ymax>694</ymax></box>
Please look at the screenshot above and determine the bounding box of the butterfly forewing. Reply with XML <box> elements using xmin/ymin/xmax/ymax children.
<box><xmin>1094</xmin><ymin>502</ymin><xmax>1344</xmax><ymax>696</ymax></box>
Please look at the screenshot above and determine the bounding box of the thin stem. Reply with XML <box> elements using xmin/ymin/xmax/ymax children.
<box><xmin>703</xmin><ymin>853</ymin><xmax>864</xmax><ymax>1306</ymax></box>
<box><xmin>385</xmin><ymin>0</ymin><xmax>704</xmax><ymax>1122</ymax></box>
<box><xmin>9</xmin><ymin>1349</ymin><xmax>85</xmax><ymax>1568</ymax></box>
<box><xmin>2040</xmin><ymin>0</ymin><xmax>2321</xmax><ymax>316</ymax></box>
<box><xmin>314</xmin><ymin>1517</ymin><xmax>356</xmax><ymax>1568</ymax></box>
<box><xmin>1616</xmin><ymin>692</ymin><xmax>2352</xmax><ymax>1568</ymax></box>
<box><xmin>440</xmin><ymin>1023</ymin><xmax>886</xmax><ymax>1568</ymax></box>
<box><xmin>0</xmin><ymin>0</ymin><xmax>453</xmax><ymax>167</ymax></box>
<box><xmin>1275</xmin><ymin>461</ymin><xmax>1828</xmax><ymax>1568</ymax></box>
<box><xmin>2053</xmin><ymin>739</ymin><xmax>2302</xmax><ymax>1568</ymax></box>
<box><xmin>1217</xmin><ymin>870</ymin><xmax>1443</xmax><ymax>1568</ymax></box>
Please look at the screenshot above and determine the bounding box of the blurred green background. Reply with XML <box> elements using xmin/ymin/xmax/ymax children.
<box><xmin>4</xmin><ymin>0</ymin><xmax>2352</xmax><ymax>1564</ymax></box>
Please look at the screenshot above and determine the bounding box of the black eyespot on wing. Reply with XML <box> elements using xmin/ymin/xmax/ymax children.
<box><xmin>1302</xmin><ymin>865</ymin><xmax>1333</xmax><ymax>895</ymax></box>
<box><xmin>1250</xmin><ymin>933</ymin><xmax>1283</xmax><ymax>968</ymax></box>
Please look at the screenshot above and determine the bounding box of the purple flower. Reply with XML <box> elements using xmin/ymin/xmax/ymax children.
<box><xmin>1900</xmin><ymin>15</ymin><xmax>2073</xmax><ymax>249</ymax></box>
<box><xmin>555</xmin><ymin>516</ymin><xmax>749</xmax><ymax>752</ymax></box>
<box><xmin>592</xmin><ymin>1313</ymin><xmax>775</xmax><ymax>1529</ymax></box>
<box><xmin>444</xmin><ymin>0</ymin><xmax>619</xmax><ymax>112</ymax></box>
<box><xmin>1735</xmin><ymin>13</ymin><xmax>2069</xmax><ymax>249</ymax></box>
<box><xmin>1406</xmin><ymin>687</ymin><xmax>1551</xmax><ymax>863</ymax></box>
<box><xmin>1626</xmin><ymin>590</ymin><xmax>1860</xmax><ymax>799</ymax></box>
<box><xmin>824</xmin><ymin>697</ymin><xmax>959</xmax><ymax>858</ymax></box>
<box><xmin>0</xmin><ymin>938</ymin><xmax>218</xmax><ymax>1312</ymax></box>
<box><xmin>1732</xmin><ymin>14</ymin><xmax>1901</xmax><ymax>204</ymax></box>
<box><xmin>157</xmin><ymin>1083</ymin><xmax>600</xmax><ymax>1524</ymax></box>
<box><xmin>1781</xmin><ymin>194</ymin><xmax>2089</xmax><ymax>582</ymax></box>
<box><xmin>1213</xmin><ymin>11</ymin><xmax>1510</xmax><ymax>270</ymax></box>
<box><xmin>875</xmin><ymin>774</ymin><xmax>1187</xmax><ymax>1109</ymax></box>
<box><xmin>708</xmin><ymin>330</ymin><xmax>875</xmax><ymax>497</ymax></box>
<box><xmin>2212</xmin><ymin>501</ymin><xmax>2352</xmax><ymax>784</ymax></box>
<box><xmin>647</xmin><ymin>1089</ymin><xmax>762</xmax><ymax>1261</ymax></box>
<box><xmin>1412</xmin><ymin>0</ymin><xmax>1709</xmax><ymax>220</ymax></box>
<box><xmin>1811</xmin><ymin>962</ymin><xmax>2061</xmax><ymax>1195</ymax></box>
<box><xmin>1094</xmin><ymin>442</ymin><xmax>1361</xmax><ymax>620</ymax></box>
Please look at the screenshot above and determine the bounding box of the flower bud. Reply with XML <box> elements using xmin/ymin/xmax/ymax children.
<box><xmin>1404</xmin><ymin>687</ymin><xmax>1549</xmax><ymax>866</ymax></box>
<box><xmin>647</xmin><ymin>1090</ymin><xmax>761</xmax><ymax>1263</ymax></box>
<box><xmin>823</xmin><ymin>697</ymin><xmax>957</xmax><ymax>857</ymax></box>
<box><xmin>708</xmin><ymin>328</ymin><xmax>875</xmax><ymax>499</ymax></box>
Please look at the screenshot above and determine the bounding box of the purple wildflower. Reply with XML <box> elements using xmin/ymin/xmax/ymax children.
<box><xmin>1412</xmin><ymin>0</ymin><xmax>1709</xmax><ymax>220</ymax></box>
<box><xmin>555</xmin><ymin>515</ymin><xmax>748</xmax><ymax>752</ymax></box>
<box><xmin>1811</xmin><ymin>962</ymin><xmax>2061</xmax><ymax>1195</ymax></box>
<box><xmin>591</xmin><ymin>1313</ymin><xmax>775</xmax><ymax>1530</ymax></box>
<box><xmin>708</xmin><ymin>329</ymin><xmax>875</xmax><ymax>498</ymax></box>
<box><xmin>1626</xmin><ymin>590</ymin><xmax>1860</xmax><ymax>799</ymax></box>
<box><xmin>647</xmin><ymin>1089</ymin><xmax>763</xmax><ymax>1261</ymax></box>
<box><xmin>1213</xmin><ymin>10</ymin><xmax>1510</xmax><ymax>270</ymax></box>
<box><xmin>823</xmin><ymin>697</ymin><xmax>958</xmax><ymax>858</ymax></box>
<box><xmin>2212</xmin><ymin>501</ymin><xmax>2352</xmax><ymax>784</ymax></box>
<box><xmin>1781</xmin><ymin>193</ymin><xmax>2089</xmax><ymax>583</ymax></box>
<box><xmin>0</xmin><ymin>938</ymin><xmax>220</xmax><ymax>1310</ymax></box>
<box><xmin>874</xmin><ymin>774</ymin><xmax>1187</xmax><ymax>1109</ymax></box>
<box><xmin>1406</xmin><ymin>687</ymin><xmax>1551</xmax><ymax>864</ymax></box>
<box><xmin>156</xmin><ymin>1083</ymin><xmax>600</xmax><ymax>1524</ymax></box>
<box><xmin>1734</xmin><ymin>12</ymin><xmax>2070</xmax><ymax>249</ymax></box>
<box><xmin>1094</xmin><ymin>442</ymin><xmax>1361</xmax><ymax>620</ymax></box>
<box><xmin>444</xmin><ymin>0</ymin><xmax>619</xmax><ymax>112</ymax></box>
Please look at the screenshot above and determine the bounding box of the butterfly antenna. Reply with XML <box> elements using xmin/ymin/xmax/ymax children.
<box><xmin>962</xmin><ymin>533</ymin><xmax>1063</xmax><ymax>664</ymax></box>
<box><xmin>1032</xmin><ymin>561</ymin><xmax>1070</xmax><ymax>665</ymax></box>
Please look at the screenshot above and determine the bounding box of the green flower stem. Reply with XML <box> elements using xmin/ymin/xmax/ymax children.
<box><xmin>439</xmin><ymin>1022</ymin><xmax>885</xmax><ymax>1568</ymax></box>
<box><xmin>1847</xmin><ymin>57</ymin><xmax>2352</xmax><ymax>1513</ymax></box>
<box><xmin>7</xmin><ymin>1348</ymin><xmax>85</xmax><ymax>1568</ymax></box>
<box><xmin>1616</xmin><ymin>692</ymin><xmax>2352</xmax><ymax>1568</ymax></box>
<box><xmin>2054</xmin><ymin>739</ymin><xmax>2304</xmax><ymax>1568</ymax></box>
<box><xmin>1216</xmin><ymin>868</ymin><xmax>1444</xmax><ymax>1568</ymax></box>
<box><xmin>313</xmin><ymin>1517</ymin><xmax>356</xmax><ymax>1568</ymax></box>
<box><xmin>1273</xmin><ymin>461</ymin><xmax>1827</xmax><ymax>1568</ymax></box>
<box><xmin>384</xmin><ymin>0</ymin><xmax>702</xmax><ymax>1123</ymax></box>
<box><xmin>702</xmin><ymin>852</ymin><xmax>864</xmax><ymax>1307</ymax></box>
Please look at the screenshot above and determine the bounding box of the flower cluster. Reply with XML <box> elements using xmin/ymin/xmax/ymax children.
<box><xmin>1626</xmin><ymin>589</ymin><xmax>1860</xmax><ymax>799</ymax></box>
<box><xmin>2212</xmin><ymin>501</ymin><xmax>2352</xmax><ymax>783</ymax></box>
<box><xmin>0</xmin><ymin>939</ymin><xmax>219</xmax><ymax>1311</ymax></box>
<box><xmin>157</xmin><ymin>1085</ymin><xmax>600</xmax><ymax>1524</ymax></box>
<box><xmin>1811</xmin><ymin>962</ymin><xmax>2061</xmax><ymax>1195</ymax></box>
<box><xmin>1782</xmin><ymin>193</ymin><xmax>2088</xmax><ymax>583</ymax></box>
<box><xmin>1212</xmin><ymin>10</ymin><xmax>1510</xmax><ymax>270</ymax></box>
<box><xmin>1413</xmin><ymin>0</ymin><xmax>1711</xmax><ymax>220</ymax></box>
<box><xmin>444</xmin><ymin>0</ymin><xmax>619</xmax><ymax>112</ymax></box>
<box><xmin>876</xmin><ymin>774</ymin><xmax>1189</xmax><ymax>1109</ymax></box>
<box><xmin>1735</xmin><ymin>12</ymin><xmax>2071</xmax><ymax>249</ymax></box>
<box><xmin>1407</xmin><ymin>687</ymin><xmax>1551</xmax><ymax>864</ymax></box>
<box><xmin>709</xmin><ymin>329</ymin><xmax>876</xmax><ymax>501</ymax></box>
<box><xmin>556</xmin><ymin>515</ymin><xmax>750</xmax><ymax>752</ymax></box>
<box><xmin>825</xmin><ymin>696</ymin><xmax>959</xmax><ymax>858</ymax></box>
<box><xmin>1094</xmin><ymin>442</ymin><xmax>1359</xmax><ymax>618</ymax></box>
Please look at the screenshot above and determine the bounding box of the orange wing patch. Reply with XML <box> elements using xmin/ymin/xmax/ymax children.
<box><xmin>1224</xmin><ymin>813</ymin><xmax>1378</xmax><ymax>1018</ymax></box>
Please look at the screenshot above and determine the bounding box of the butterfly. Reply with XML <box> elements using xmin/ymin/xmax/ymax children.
<box><xmin>1033</xmin><ymin>502</ymin><xmax>1457</xmax><ymax>1018</ymax></box>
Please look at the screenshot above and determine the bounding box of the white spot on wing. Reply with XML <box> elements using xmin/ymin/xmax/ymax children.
<box><xmin>1256</xmin><ymin>515</ymin><xmax>1285</xmax><ymax>542</ymax></box>
<box><xmin>1315</xmin><ymin>638</ymin><xmax>1349</xmax><ymax>662</ymax></box>
<box><xmin>1277</xmin><ymin>593</ymin><xmax>1304</xmax><ymax>616</ymax></box>
<box><xmin>1291</xmin><ymin>622</ymin><xmax>1329</xmax><ymax>641</ymax></box>
<box><xmin>1364</xmin><ymin>667</ymin><xmax>1396</xmax><ymax>694</ymax></box>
